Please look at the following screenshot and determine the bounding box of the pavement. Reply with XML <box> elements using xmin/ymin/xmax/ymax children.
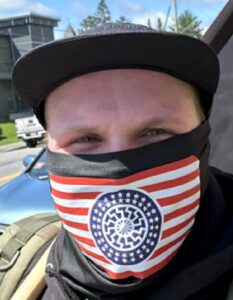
<box><xmin>0</xmin><ymin>141</ymin><xmax>26</xmax><ymax>153</ymax></box>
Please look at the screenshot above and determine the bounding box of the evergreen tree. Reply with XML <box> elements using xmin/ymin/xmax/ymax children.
<box><xmin>79</xmin><ymin>0</ymin><xmax>111</xmax><ymax>33</ymax></box>
<box><xmin>147</xmin><ymin>18</ymin><xmax>152</xmax><ymax>28</ymax></box>
<box><xmin>79</xmin><ymin>15</ymin><xmax>99</xmax><ymax>33</ymax></box>
<box><xmin>170</xmin><ymin>10</ymin><xmax>203</xmax><ymax>38</ymax></box>
<box><xmin>147</xmin><ymin>17</ymin><xmax>164</xmax><ymax>32</ymax></box>
<box><xmin>116</xmin><ymin>15</ymin><xmax>131</xmax><ymax>24</ymax></box>
<box><xmin>95</xmin><ymin>0</ymin><xmax>111</xmax><ymax>25</ymax></box>
<box><xmin>156</xmin><ymin>17</ymin><xmax>163</xmax><ymax>32</ymax></box>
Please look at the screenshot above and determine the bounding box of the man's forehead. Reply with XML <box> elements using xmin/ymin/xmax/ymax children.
<box><xmin>45</xmin><ymin>68</ymin><xmax>200</xmax><ymax>129</ymax></box>
<box><xmin>46</xmin><ymin>68</ymin><xmax>197</xmax><ymax>100</ymax></box>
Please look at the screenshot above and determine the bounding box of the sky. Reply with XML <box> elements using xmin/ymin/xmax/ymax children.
<box><xmin>0</xmin><ymin>0</ymin><xmax>229</xmax><ymax>38</ymax></box>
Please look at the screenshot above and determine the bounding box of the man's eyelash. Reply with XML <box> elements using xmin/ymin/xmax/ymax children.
<box><xmin>142</xmin><ymin>128</ymin><xmax>171</xmax><ymax>137</ymax></box>
<box><xmin>74</xmin><ymin>135</ymin><xmax>101</xmax><ymax>143</ymax></box>
<box><xmin>145</xmin><ymin>129</ymin><xmax>167</xmax><ymax>135</ymax></box>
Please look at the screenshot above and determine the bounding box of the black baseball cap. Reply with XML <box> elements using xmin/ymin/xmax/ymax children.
<box><xmin>12</xmin><ymin>22</ymin><xmax>219</xmax><ymax>126</ymax></box>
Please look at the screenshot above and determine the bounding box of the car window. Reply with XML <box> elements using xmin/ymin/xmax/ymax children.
<box><xmin>28</xmin><ymin>151</ymin><xmax>48</xmax><ymax>179</ymax></box>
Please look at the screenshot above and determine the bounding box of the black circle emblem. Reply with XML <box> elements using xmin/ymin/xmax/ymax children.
<box><xmin>90</xmin><ymin>190</ymin><xmax>162</xmax><ymax>265</ymax></box>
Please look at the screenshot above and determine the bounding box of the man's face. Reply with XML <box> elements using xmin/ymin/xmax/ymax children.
<box><xmin>45</xmin><ymin>69</ymin><xmax>202</xmax><ymax>154</ymax></box>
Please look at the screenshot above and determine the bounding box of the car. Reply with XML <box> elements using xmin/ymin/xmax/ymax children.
<box><xmin>15</xmin><ymin>114</ymin><xmax>46</xmax><ymax>148</ymax></box>
<box><xmin>0</xmin><ymin>148</ymin><xmax>55</xmax><ymax>234</ymax></box>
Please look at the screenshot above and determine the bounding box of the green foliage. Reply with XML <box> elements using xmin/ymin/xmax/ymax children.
<box><xmin>79</xmin><ymin>0</ymin><xmax>111</xmax><ymax>33</ymax></box>
<box><xmin>79</xmin><ymin>15</ymin><xmax>99</xmax><ymax>32</ymax></box>
<box><xmin>0</xmin><ymin>121</ymin><xmax>19</xmax><ymax>145</ymax></box>
<box><xmin>78</xmin><ymin>4</ymin><xmax>202</xmax><ymax>39</ymax></box>
<box><xmin>170</xmin><ymin>10</ymin><xmax>203</xmax><ymax>38</ymax></box>
<box><xmin>156</xmin><ymin>17</ymin><xmax>163</xmax><ymax>32</ymax></box>
<box><xmin>95</xmin><ymin>0</ymin><xmax>111</xmax><ymax>24</ymax></box>
<box><xmin>147</xmin><ymin>18</ymin><xmax>152</xmax><ymax>28</ymax></box>
<box><xmin>147</xmin><ymin>10</ymin><xmax>202</xmax><ymax>38</ymax></box>
<box><xmin>116</xmin><ymin>15</ymin><xmax>131</xmax><ymax>24</ymax></box>
<box><xmin>147</xmin><ymin>17</ymin><xmax>164</xmax><ymax>32</ymax></box>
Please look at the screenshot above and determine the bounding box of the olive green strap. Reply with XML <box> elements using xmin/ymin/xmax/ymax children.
<box><xmin>0</xmin><ymin>213</ymin><xmax>61</xmax><ymax>300</ymax></box>
<box><xmin>11</xmin><ymin>240</ymin><xmax>55</xmax><ymax>300</ymax></box>
<box><xmin>0</xmin><ymin>214</ymin><xmax>59</xmax><ymax>270</ymax></box>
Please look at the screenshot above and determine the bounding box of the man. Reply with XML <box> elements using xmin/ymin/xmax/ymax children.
<box><xmin>12</xmin><ymin>23</ymin><xmax>233</xmax><ymax>299</ymax></box>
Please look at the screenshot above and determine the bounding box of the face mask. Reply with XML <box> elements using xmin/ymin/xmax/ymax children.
<box><xmin>47</xmin><ymin>121</ymin><xmax>210</xmax><ymax>280</ymax></box>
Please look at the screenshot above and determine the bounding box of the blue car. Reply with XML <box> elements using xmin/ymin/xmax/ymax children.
<box><xmin>0</xmin><ymin>148</ymin><xmax>55</xmax><ymax>233</ymax></box>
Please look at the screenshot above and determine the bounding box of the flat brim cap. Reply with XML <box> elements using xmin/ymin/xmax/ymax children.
<box><xmin>12</xmin><ymin>23</ymin><xmax>219</xmax><ymax>126</ymax></box>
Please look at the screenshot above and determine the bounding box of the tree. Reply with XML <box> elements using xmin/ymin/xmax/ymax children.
<box><xmin>79</xmin><ymin>16</ymin><xmax>99</xmax><ymax>33</ymax></box>
<box><xmin>116</xmin><ymin>15</ymin><xmax>131</xmax><ymax>24</ymax></box>
<box><xmin>170</xmin><ymin>10</ymin><xmax>203</xmax><ymax>38</ymax></box>
<box><xmin>79</xmin><ymin>0</ymin><xmax>111</xmax><ymax>33</ymax></box>
<box><xmin>156</xmin><ymin>17</ymin><xmax>163</xmax><ymax>32</ymax></box>
<box><xmin>147</xmin><ymin>17</ymin><xmax>164</xmax><ymax>32</ymax></box>
<box><xmin>95</xmin><ymin>0</ymin><xmax>111</xmax><ymax>25</ymax></box>
<box><xmin>147</xmin><ymin>18</ymin><xmax>152</xmax><ymax>28</ymax></box>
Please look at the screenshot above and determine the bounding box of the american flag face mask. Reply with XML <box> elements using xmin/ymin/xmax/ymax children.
<box><xmin>47</xmin><ymin>121</ymin><xmax>210</xmax><ymax>280</ymax></box>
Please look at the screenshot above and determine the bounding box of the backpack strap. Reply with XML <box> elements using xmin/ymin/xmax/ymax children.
<box><xmin>11</xmin><ymin>239</ymin><xmax>55</xmax><ymax>300</ymax></box>
<box><xmin>0</xmin><ymin>214</ymin><xmax>58</xmax><ymax>272</ymax></box>
<box><xmin>0</xmin><ymin>213</ymin><xmax>61</xmax><ymax>300</ymax></box>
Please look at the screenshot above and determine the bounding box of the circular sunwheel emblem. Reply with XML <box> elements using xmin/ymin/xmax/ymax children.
<box><xmin>90</xmin><ymin>190</ymin><xmax>162</xmax><ymax>265</ymax></box>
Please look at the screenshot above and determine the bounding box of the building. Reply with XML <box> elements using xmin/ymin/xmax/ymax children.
<box><xmin>0</xmin><ymin>12</ymin><xmax>59</xmax><ymax>120</ymax></box>
<box><xmin>0</xmin><ymin>33</ymin><xmax>15</xmax><ymax>120</ymax></box>
<box><xmin>63</xmin><ymin>23</ymin><xmax>76</xmax><ymax>38</ymax></box>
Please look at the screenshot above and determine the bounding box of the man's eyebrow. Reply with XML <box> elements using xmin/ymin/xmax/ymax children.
<box><xmin>60</xmin><ymin>116</ymin><xmax>179</xmax><ymax>135</ymax></box>
<box><xmin>54</xmin><ymin>125</ymin><xmax>102</xmax><ymax>140</ymax></box>
<box><xmin>136</xmin><ymin>115</ymin><xmax>180</xmax><ymax>128</ymax></box>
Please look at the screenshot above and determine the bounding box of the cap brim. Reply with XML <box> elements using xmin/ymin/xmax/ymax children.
<box><xmin>12</xmin><ymin>31</ymin><xmax>219</xmax><ymax>124</ymax></box>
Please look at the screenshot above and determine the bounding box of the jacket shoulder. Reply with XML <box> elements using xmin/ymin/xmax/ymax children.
<box><xmin>210</xmin><ymin>166</ymin><xmax>233</xmax><ymax>209</ymax></box>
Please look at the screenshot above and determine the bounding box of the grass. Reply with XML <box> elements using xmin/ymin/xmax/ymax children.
<box><xmin>0</xmin><ymin>121</ymin><xmax>19</xmax><ymax>145</ymax></box>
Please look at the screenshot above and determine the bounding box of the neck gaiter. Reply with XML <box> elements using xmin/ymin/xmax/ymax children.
<box><xmin>47</xmin><ymin>121</ymin><xmax>210</xmax><ymax>280</ymax></box>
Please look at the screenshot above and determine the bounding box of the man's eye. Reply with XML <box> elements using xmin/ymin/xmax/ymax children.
<box><xmin>142</xmin><ymin>129</ymin><xmax>168</xmax><ymax>137</ymax></box>
<box><xmin>74</xmin><ymin>136</ymin><xmax>100</xmax><ymax>143</ymax></box>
